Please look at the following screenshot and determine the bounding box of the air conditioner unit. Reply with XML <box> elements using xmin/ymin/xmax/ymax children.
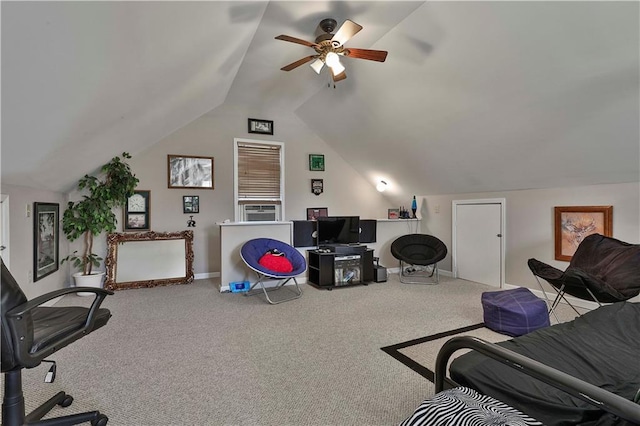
<box><xmin>242</xmin><ymin>204</ymin><xmax>280</xmax><ymax>222</ymax></box>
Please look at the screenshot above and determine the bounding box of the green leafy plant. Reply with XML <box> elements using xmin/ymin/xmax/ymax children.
<box><xmin>62</xmin><ymin>152</ymin><xmax>139</xmax><ymax>275</ymax></box>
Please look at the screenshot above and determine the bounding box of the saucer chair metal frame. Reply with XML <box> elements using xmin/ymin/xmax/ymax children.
<box><xmin>391</xmin><ymin>234</ymin><xmax>448</xmax><ymax>284</ymax></box>
<box><xmin>240</xmin><ymin>238</ymin><xmax>306</xmax><ymax>304</ymax></box>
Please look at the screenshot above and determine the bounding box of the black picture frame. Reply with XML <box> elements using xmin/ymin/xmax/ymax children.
<box><xmin>306</xmin><ymin>207</ymin><xmax>328</xmax><ymax>220</ymax></box>
<box><xmin>183</xmin><ymin>195</ymin><xmax>200</xmax><ymax>214</ymax></box>
<box><xmin>124</xmin><ymin>190</ymin><xmax>151</xmax><ymax>231</ymax></box>
<box><xmin>168</xmin><ymin>155</ymin><xmax>214</xmax><ymax>189</ymax></box>
<box><xmin>311</xmin><ymin>179</ymin><xmax>324</xmax><ymax>196</ymax></box>
<box><xmin>33</xmin><ymin>202</ymin><xmax>59</xmax><ymax>281</ymax></box>
<box><xmin>309</xmin><ymin>154</ymin><xmax>325</xmax><ymax>171</ymax></box>
<box><xmin>248</xmin><ymin>118</ymin><xmax>274</xmax><ymax>135</ymax></box>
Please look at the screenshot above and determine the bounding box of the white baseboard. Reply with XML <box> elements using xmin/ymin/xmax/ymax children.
<box><xmin>195</xmin><ymin>272</ymin><xmax>220</xmax><ymax>280</ymax></box>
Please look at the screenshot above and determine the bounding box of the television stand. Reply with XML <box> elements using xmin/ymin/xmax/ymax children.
<box><xmin>307</xmin><ymin>246</ymin><xmax>374</xmax><ymax>289</ymax></box>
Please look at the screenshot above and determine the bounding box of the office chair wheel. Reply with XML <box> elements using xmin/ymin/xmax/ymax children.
<box><xmin>59</xmin><ymin>395</ymin><xmax>74</xmax><ymax>407</ymax></box>
<box><xmin>92</xmin><ymin>413</ymin><xmax>108</xmax><ymax>426</ymax></box>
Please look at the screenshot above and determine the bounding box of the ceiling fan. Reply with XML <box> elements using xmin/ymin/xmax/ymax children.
<box><xmin>275</xmin><ymin>18</ymin><xmax>388</xmax><ymax>82</ymax></box>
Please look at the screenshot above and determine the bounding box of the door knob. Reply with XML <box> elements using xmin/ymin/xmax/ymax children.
<box><xmin>496</xmin><ymin>234</ymin><xmax>502</xmax><ymax>238</ymax></box>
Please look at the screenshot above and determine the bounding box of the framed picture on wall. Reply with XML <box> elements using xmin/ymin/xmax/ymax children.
<box><xmin>309</xmin><ymin>154</ymin><xmax>325</xmax><ymax>171</ymax></box>
<box><xmin>306</xmin><ymin>207</ymin><xmax>328</xmax><ymax>221</ymax></box>
<box><xmin>33</xmin><ymin>202</ymin><xmax>59</xmax><ymax>281</ymax></box>
<box><xmin>168</xmin><ymin>155</ymin><xmax>214</xmax><ymax>189</ymax></box>
<box><xmin>183</xmin><ymin>196</ymin><xmax>200</xmax><ymax>214</ymax></box>
<box><xmin>124</xmin><ymin>190</ymin><xmax>151</xmax><ymax>231</ymax></box>
<box><xmin>248</xmin><ymin>118</ymin><xmax>274</xmax><ymax>135</ymax></box>
<box><xmin>554</xmin><ymin>205</ymin><xmax>612</xmax><ymax>261</ymax></box>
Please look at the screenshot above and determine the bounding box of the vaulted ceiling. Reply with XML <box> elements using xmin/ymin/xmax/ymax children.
<box><xmin>2</xmin><ymin>1</ymin><xmax>638</xmax><ymax>197</ymax></box>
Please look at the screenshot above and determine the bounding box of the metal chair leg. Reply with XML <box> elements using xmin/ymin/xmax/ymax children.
<box><xmin>533</xmin><ymin>275</ymin><xmax>561</xmax><ymax>323</ymax></box>
<box><xmin>399</xmin><ymin>260</ymin><xmax>440</xmax><ymax>285</ymax></box>
<box><xmin>244</xmin><ymin>275</ymin><xmax>302</xmax><ymax>304</ymax></box>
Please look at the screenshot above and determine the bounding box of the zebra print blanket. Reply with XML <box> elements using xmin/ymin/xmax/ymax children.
<box><xmin>400</xmin><ymin>386</ymin><xmax>541</xmax><ymax>426</ymax></box>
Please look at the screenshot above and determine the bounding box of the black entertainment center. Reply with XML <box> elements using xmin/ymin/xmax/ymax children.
<box><xmin>306</xmin><ymin>216</ymin><xmax>375</xmax><ymax>289</ymax></box>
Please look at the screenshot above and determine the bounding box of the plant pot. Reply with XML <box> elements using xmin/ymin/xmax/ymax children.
<box><xmin>72</xmin><ymin>271</ymin><xmax>105</xmax><ymax>297</ymax></box>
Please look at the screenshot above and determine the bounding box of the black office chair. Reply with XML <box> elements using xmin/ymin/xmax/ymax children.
<box><xmin>1</xmin><ymin>258</ymin><xmax>113</xmax><ymax>426</ymax></box>
<box><xmin>391</xmin><ymin>234</ymin><xmax>448</xmax><ymax>284</ymax></box>
<box><xmin>528</xmin><ymin>233</ymin><xmax>640</xmax><ymax>321</ymax></box>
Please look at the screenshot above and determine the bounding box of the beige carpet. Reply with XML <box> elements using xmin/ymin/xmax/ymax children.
<box><xmin>2</xmin><ymin>275</ymin><xmax>581</xmax><ymax>425</ymax></box>
<box><xmin>381</xmin><ymin>302</ymin><xmax>582</xmax><ymax>386</ymax></box>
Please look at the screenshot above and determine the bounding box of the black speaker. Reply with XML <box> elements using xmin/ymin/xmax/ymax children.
<box><xmin>374</xmin><ymin>266</ymin><xmax>388</xmax><ymax>283</ymax></box>
<box><xmin>359</xmin><ymin>219</ymin><xmax>377</xmax><ymax>243</ymax></box>
<box><xmin>293</xmin><ymin>220</ymin><xmax>317</xmax><ymax>247</ymax></box>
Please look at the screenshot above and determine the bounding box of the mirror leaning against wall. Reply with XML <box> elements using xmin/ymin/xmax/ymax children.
<box><xmin>104</xmin><ymin>230</ymin><xmax>194</xmax><ymax>291</ymax></box>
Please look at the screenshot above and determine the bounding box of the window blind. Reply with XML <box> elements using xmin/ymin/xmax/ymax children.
<box><xmin>237</xmin><ymin>142</ymin><xmax>282</xmax><ymax>200</ymax></box>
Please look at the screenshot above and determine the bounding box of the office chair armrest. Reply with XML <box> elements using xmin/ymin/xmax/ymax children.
<box><xmin>6</xmin><ymin>287</ymin><xmax>113</xmax><ymax>367</ymax></box>
<box><xmin>7</xmin><ymin>287</ymin><xmax>113</xmax><ymax>318</ymax></box>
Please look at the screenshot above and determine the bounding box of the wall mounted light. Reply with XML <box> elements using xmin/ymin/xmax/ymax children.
<box><xmin>376</xmin><ymin>180</ymin><xmax>388</xmax><ymax>192</ymax></box>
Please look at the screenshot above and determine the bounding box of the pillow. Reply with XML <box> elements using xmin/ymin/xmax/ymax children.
<box><xmin>259</xmin><ymin>250</ymin><xmax>293</xmax><ymax>273</ymax></box>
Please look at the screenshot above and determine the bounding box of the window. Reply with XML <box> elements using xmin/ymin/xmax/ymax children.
<box><xmin>234</xmin><ymin>139</ymin><xmax>285</xmax><ymax>221</ymax></box>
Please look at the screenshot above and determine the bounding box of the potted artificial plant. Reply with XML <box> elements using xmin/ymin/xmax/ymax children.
<box><xmin>62</xmin><ymin>152</ymin><xmax>139</xmax><ymax>293</ymax></box>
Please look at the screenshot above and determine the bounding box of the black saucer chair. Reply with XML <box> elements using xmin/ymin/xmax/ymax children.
<box><xmin>391</xmin><ymin>234</ymin><xmax>448</xmax><ymax>284</ymax></box>
<box><xmin>1</xmin><ymin>258</ymin><xmax>113</xmax><ymax>426</ymax></box>
<box><xmin>528</xmin><ymin>233</ymin><xmax>640</xmax><ymax>321</ymax></box>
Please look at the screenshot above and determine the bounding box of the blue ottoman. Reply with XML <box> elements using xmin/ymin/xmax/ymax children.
<box><xmin>482</xmin><ymin>287</ymin><xmax>550</xmax><ymax>337</ymax></box>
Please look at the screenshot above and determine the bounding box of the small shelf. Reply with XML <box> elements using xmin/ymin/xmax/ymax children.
<box><xmin>307</xmin><ymin>248</ymin><xmax>374</xmax><ymax>289</ymax></box>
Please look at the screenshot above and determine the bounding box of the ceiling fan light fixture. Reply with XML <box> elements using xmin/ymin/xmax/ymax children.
<box><xmin>330</xmin><ymin>61</ymin><xmax>345</xmax><ymax>76</ymax></box>
<box><xmin>325</xmin><ymin>51</ymin><xmax>340</xmax><ymax>67</ymax></box>
<box><xmin>310</xmin><ymin>59</ymin><xmax>324</xmax><ymax>74</ymax></box>
<box><xmin>275</xmin><ymin>18</ymin><xmax>388</xmax><ymax>83</ymax></box>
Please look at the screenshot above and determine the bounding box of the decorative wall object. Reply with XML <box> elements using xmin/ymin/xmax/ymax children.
<box><xmin>309</xmin><ymin>154</ymin><xmax>325</xmax><ymax>171</ymax></box>
<box><xmin>104</xmin><ymin>230</ymin><xmax>194</xmax><ymax>291</ymax></box>
<box><xmin>311</xmin><ymin>179</ymin><xmax>324</xmax><ymax>195</ymax></box>
<box><xmin>168</xmin><ymin>155</ymin><xmax>214</xmax><ymax>189</ymax></box>
<box><xmin>183</xmin><ymin>196</ymin><xmax>199</xmax><ymax>213</ymax></box>
<box><xmin>554</xmin><ymin>205</ymin><xmax>613</xmax><ymax>261</ymax></box>
<box><xmin>388</xmin><ymin>208</ymin><xmax>400</xmax><ymax>219</ymax></box>
<box><xmin>248</xmin><ymin>118</ymin><xmax>274</xmax><ymax>135</ymax></box>
<box><xmin>124</xmin><ymin>190</ymin><xmax>151</xmax><ymax>231</ymax></box>
<box><xmin>33</xmin><ymin>202</ymin><xmax>59</xmax><ymax>281</ymax></box>
<box><xmin>307</xmin><ymin>207</ymin><xmax>328</xmax><ymax>220</ymax></box>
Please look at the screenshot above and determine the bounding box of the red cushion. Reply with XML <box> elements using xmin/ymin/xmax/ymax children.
<box><xmin>259</xmin><ymin>253</ymin><xmax>293</xmax><ymax>273</ymax></box>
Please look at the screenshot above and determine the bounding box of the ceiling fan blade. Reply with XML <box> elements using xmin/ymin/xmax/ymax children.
<box><xmin>331</xmin><ymin>20</ymin><xmax>362</xmax><ymax>46</ymax></box>
<box><xmin>332</xmin><ymin>71</ymin><xmax>347</xmax><ymax>82</ymax></box>
<box><xmin>344</xmin><ymin>48</ymin><xmax>388</xmax><ymax>62</ymax></box>
<box><xmin>280</xmin><ymin>55</ymin><xmax>318</xmax><ymax>71</ymax></box>
<box><xmin>275</xmin><ymin>35</ymin><xmax>318</xmax><ymax>48</ymax></box>
<box><xmin>309</xmin><ymin>58</ymin><xmax>324</xmax><ymax>74</ymax></box>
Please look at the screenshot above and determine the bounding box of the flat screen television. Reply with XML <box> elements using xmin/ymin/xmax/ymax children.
<box><xmin>317</xmin><ymin>216</ymin><xmax>360</xmax><ymax>246</ymax></box>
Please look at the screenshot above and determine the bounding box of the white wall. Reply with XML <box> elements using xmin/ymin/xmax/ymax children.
<box><xmin>128</xmin><ymin>105</ymin><xmax>394</xmax><ymax>275</ymax></box>
<box><xmin>0</xmin><ymin>184</ymin><xmax>69</xmax><ymax>299</ymax></box>
<box><xmin>419</xmin><ymin>182</ymin><xmax>640</xmax><ymax>300</ymax></box>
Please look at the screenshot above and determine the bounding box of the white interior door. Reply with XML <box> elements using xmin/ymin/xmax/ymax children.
<box><xmin>453</xmin><ymin>200</ymin><xmax>504</xmax><ymax>287</ymax></box>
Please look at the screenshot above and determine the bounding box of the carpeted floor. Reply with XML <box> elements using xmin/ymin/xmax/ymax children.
<box><xmin>381</xmin><ymin>303</ymin><xmax>582</xmax><ymax>386</ymax></box>
<box><xmin>2</xmin><ymin>275</ymin><xmax>581</xmax><ymax>425</ymax></box>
